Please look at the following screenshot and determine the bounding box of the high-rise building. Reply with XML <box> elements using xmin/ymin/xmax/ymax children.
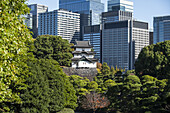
<box><xmin>153</xmin><ymin>15</ymin><xmax>170</xmax><ymax>44</ymax></box>
<box><xmin>38</xmin><ymin>9</ymin><xmax>80</xmax><ymax>43</ymax></box>
<box><xmin>28</xmin><ymin>4</ymin><xmax>48</xmax><ymax>38</ymax></box>
<box><xmin>102</xmin><ymin>20</ymin><xmax>149</xmax><ymax>70</ymax></box>
<box><xmin>21</xmin><ymin>13</ymin><xmax>33</xmax><ymax>29</ymax></box>
<box><xmin>108</xmin><ymin>0</ymin><xmax>133</xmax><ymax>13</ymax></box>
<box><xmin>149</xmin><ymin>31</ymin><xmax>153</xmax><ymax>45</ymax></box>
<box><xmin>102</xmin><ymin>10</ymin><xmax>133</xmax><ymax>23</ymax></box>
<box><xmin>59</xmin><ymin>0</ymin><xmax>104</xmax><ymax>40</ymax></box>
<box><xmin>83</xmin><ymin>25</ymin><xmax>101</xmax><ymax>61</ymax></box>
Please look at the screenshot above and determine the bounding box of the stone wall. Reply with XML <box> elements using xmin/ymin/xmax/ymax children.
<box><xmin>63</xmin><ymin>67</ymin><xmax>98</xmax><ymax>81</ymax></box>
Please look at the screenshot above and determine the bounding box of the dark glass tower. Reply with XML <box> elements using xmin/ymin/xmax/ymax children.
<box><xmin>59</xmin><ymin>0</ymin><xmax>104</xmax><ymax>40</ymax></box>
<box><xmin>153</xmin><ymin>15</ymin><xmax>170</xmax><ymax>44</ymax></box>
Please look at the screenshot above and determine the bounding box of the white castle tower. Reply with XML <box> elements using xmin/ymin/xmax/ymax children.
<box><xmin>71</xmin><ymin>41</ymin><xmax>98</xmax><ymax>68</ymax></box>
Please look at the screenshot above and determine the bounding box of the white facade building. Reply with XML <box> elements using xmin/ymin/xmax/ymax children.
<box><xmin>38</xmin><ymin>9</ymin><xmax>80</xmax><ymax>43</ymax></box>
<box><xmin>71</xmin><ymin>41</ymin><xmax>98</xmax><ymax>68</ymax></box>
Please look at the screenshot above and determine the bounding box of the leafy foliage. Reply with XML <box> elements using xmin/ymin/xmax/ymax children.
<box><xmin>19</xmin><ymin>59</ymin><xmax>77</xmax><ymax>113</ymax></box>
<box><xmin>0</xmin><ymin>0</ymin><xmax>33</xmax><ymax>112</ymax></box>
<box><xmin>135</xmin><ymin>40</ymin><xmax>170</xmax><ymax>79</ymax></box>
<box><xmin>106</xmin><ymin>75</ymin><xmax>167</xmax><ymax>113</ymax></box>
<box><xmin>94</xmin><ymin>63</ymin><xmax>125</xmax><ymax>93</ymax></box>
<box><xmin>34</xmin><ymin>35</ymin><xmax>73</xmax><ymax>66</ymax></box>
<box><xmin>69</xmin><ymin>75</ymin><xmax>90</xmax><ymax>97</ymax></box>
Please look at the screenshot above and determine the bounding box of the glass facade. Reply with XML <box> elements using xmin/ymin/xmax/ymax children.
<box><xmin>102</xmin><ymin>20</ymin><xmax>149</xmax><ymax>70</ymax></box>
<box><xmin>59</xmin><ymin>0</ymin><xmax>104</xmax><ymax>25</ymax></box>
<box><xmin>153</xmin><ymin>16</ymin><xmax>170</xmax><ymax>44</ymax></box>
<box><xmin>59</xmin><ymin>0</ymin><xmax>104</xmax><ymax>40</ymax></box>
<box><xmin>102</xmin><ymin>10</ymin><xmax>132</xmax><ymax>23</ymax></box>
<box><xmin>83</xmin><ymin>25</ymin><xmax>101</xmax><ymax>62</ymax></box>
<box><xmin>108</xmin><ymin>0</ymin><xmax>133</xmax><ymax>13</ymax></box>
<box><xmin>28</xmin><ymin>4</ymin><xmax>48</xmax><ymax>38</ymax></box>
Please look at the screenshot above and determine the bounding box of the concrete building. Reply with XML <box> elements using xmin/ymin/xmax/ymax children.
<box><xmin>83</xmin><ymin>25</ymin><xmax>101</xmax><ymax>62</ymax></box>
<box><xmin>82</xmin><ymin>10</ymin><xmax>133</xmax><ymax>62</ymax></box>
<box><xmin>108</xmin><ymin>0</ymin><xmax>133</xmax><ymax>13</ymax></box>
<box><xmin>102</xmin><ymin>10</ymin><xmax>133</xmax><ymax>23</ymax></box>
<box><xmin>102</xmin><ymin>20</ymin><xmax>149</xmax><ymax>70</ymax></box>
<box><xmin>38</xmin><ymin>9</ymin><xmax>80</xmax><ymax>43</ymax></box>
<box><xmin>28</xmin><ymin>4</ymin><xmax>48</xmax><ymax>38</ymax></box>
<box><xmin>59</xmin><ymin>0</ymin><xmax>104</xmax><ymax>40</ymax></box>
<box><xmin>71</xmin><ymin>41</ymin><xmax>98</xmax><ymax>68</ymax></box>
<box><xmin>153</xmin><ymin>15</ymin><xmax>170</xmax><ymax>44</ymax></box>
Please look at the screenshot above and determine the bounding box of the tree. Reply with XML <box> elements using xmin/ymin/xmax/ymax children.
<box><xmin>94</xmin><ymin>63</ymin><xmax>110</xmax><ymax>93</ymax></box>
<box><xmin>139</xmin><ymin>75</ymin><xmax>167</xmax><ymax>112</ymax></box>
<box><xmin>0</xmin><ymin>0</ymin><xmax>33</xmax><ymax>112</ymax></box>
<box><xmin>69</xmin><ymin>75</ymin><xmax>90</xmax><ymax>97</ymax></box>
<box><xmin>106</xmin><ymin>75</ymin><xmax>142</xmax><ymax>113</ymax></box>
<box><xmin>34</xmin><ymin>35</ymin><xmax>73</xmax><ymax>66</ymax></box>
<box><xmin>81</xmin><ymin>92</ymin><xmax>110</xmax><ymax>113</ymax></box>
<box><xmin>19</xmin><ymin>59</ymin><xmax>77</xmax><ymax>113</ymax></box>
<box><xmin>135</xmin><ymin>40</ymin><xmax>170</xmax><ymax>79</ymax></box>
<box><xmin>106</xmin><ymin>75</ymin><xmax>167</xmax><ymax>113</ymax></box>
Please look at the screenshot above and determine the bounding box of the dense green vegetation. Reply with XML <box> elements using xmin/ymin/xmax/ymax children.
<box><xmin>19</xmin><ymin>59</ymin><xmax>77</xmax><ymax>113</ymax></box>
<box><xmin>34</xmin><ymin>35</ymin><xmax>73</xmax><ymax>66</ymax></box>
<box><xmin>0</xmin><ymin>0</ymin><xmax>33</xmax><ymax>111</ymax></box>
<box><xmin>135</xmin><ymin>40</ymin><xmax>170</xmax><ymax>79</ymax></box>
<box><xmin>0</xmin><ymin>0</ymin><xmax>170</xmax><ymax>113</ymax></box>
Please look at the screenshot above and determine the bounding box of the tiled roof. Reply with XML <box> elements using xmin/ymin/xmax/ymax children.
<box><xmin>71</xmin><ymin>56</ymin><xmax>98</xmax><ymax>62</ymax></box>
<box><xmin>74</xmin><ymin>41</ymin><xmax>93</xmax><ymax>48</ymax></box>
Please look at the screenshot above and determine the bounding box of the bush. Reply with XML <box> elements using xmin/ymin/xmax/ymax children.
<box><xmin>57</xmin><ymin>108</ymin><xmax>74</xmax><ymax>113</ymax></box>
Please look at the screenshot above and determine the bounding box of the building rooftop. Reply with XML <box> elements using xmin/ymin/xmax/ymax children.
<box><xmin>71</xmin><ymin>56</ymin><xmax>98</xmax><ymax>62</ymax></box>
<box><xmin>74</xmin><ymin>41</ymin><xmax>93</xmax><ymax>48</ymax></box>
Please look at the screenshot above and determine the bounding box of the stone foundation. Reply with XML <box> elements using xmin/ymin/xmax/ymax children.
<box><xmin>63</xmin><ymin>67</ymin><xmax>98</xmax><ymax>81</ymax></box>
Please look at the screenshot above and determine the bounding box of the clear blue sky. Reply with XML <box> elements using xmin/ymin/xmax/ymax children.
<box><xmin>27</xmin><ymin>0</ymin><xmax>170</xmax><ymax>29</ymax></box>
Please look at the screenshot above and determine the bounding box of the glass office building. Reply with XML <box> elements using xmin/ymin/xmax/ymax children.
<box><xmin>108</xmin><ymin>0</ymin><xmax>133</xmax><ymax>13</ymax></box>
<box><xmin>83</xmin><ymin>25</ymin><xmax>101</xmax><ymax>62</ymax></box>
<box><xmin>102</xmin><ymin>20</ymin><xmax>149</xmax><ymax>70</ymax></box>
<box><xmin>28</xmin><ymin>4</ymin><xmax>48</xmax><ymax>38</ymax></box>
<box><xmin>102</xmin><ymin>10</ymin><xmax>133</xmax><ymax>23</ymax></box>
<box><xmin>153</xmin><ymin>15</ymin><xmax>170</xmax><ymax>44</ymax></box>
<box><xmin>59</xmin><ymin>0</ymin><xmax>104</xmax><ymax>25</ymax></box>
<box><xmin>59</xmin><ymin>0</ymin><xmax>104</xmax><ymax>40</ymax></box>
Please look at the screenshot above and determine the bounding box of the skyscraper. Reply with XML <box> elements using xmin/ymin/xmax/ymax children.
<box><xmin>28</xmin><ymin>4</ymin><xmax>48</xmax><ymax>38</ymax></box>
<box><xmin>102</xmin><ymin>10</ymin><xmax>133</xmax><ymax>23</ymax></box>
<box><xmin>108</xmin><ymin>0</ymin><xmax>133</xmax><ymax>13</ymax></box>
<box><xmin>38</xmin><ymin>9</ymin><xmax>80</xmax><ymax>43</ymax></box>
<box><xmin>59</xmin><ymin>0</ymin><xmax>104</xmax><ymax>40</ymax></box>
<box><xmin>21</xmin><ymin>13</ymin><xmax>33</xmax><ymax>29</ymax></box>
<box><xmin>102</xmin><ymin>20</ymin><xmax>149</xmax><ymax>70</ymax></box>
<box><xmin>153</xmin><ymin>15</ymin><xmax>170</xmax><ymax>44</ymax></box>
<box><xmin>83</xmin><ymin>25</ymin><xmax>101</xmax><ymax>61</ymax></box>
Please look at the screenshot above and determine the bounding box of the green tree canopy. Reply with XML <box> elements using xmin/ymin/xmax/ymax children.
<box><xmin>106</xmin><ymin>75</ymin><xmax>167</xmax><ymax>113</ymax></box>
<box><xmin>33</xmin><ymin>35</ymin><xmax>73</xmax><ymax>66</ymax></box>
<box><xmin>135</xmin><ymin>40</ymin><xmax>170</xmax><ymax>79</ymax></box>
<box><xmin>0</xmin><ymin>0</ymin><xmax>33</xmax><ymax>112</ymax></box>
<box><xmin>20</xmin><ymin>59</ymin><xmax>77</xmax><ymax>113</ymax></box>
<box><xmin>69</xmin><ymin>75</ymin><xmax>90</xmax><ymax>97</ymax></box>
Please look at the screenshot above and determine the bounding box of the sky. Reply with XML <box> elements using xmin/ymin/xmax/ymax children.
<box><xmin>27</xmin><ymin>0</ymin><xmax>170</xmax><ymax>29</ymax></box>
